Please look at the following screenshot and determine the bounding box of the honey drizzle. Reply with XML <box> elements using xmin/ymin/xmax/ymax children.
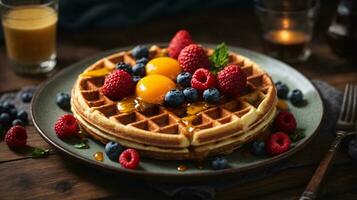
<box><xmin>93</xmin><ymin>152</ymin><xmax>104</xmax><ymax>162</ymax></box>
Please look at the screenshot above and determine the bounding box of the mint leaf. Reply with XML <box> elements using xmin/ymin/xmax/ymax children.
<box><xmin>74</xmin><ymin>141</ymin><xmax>89</xmax><ymax>149</ymax></box>
<box><xmin>209</xmin><ymin>42</ymin><xmax>229</xmax><ymax>74</ymax></box>
<box><xmin>31</xmin><ymin>147</ymin><xmax>49</xmax><ymax>158</ymax></box>
<box><xmin>290</xmin><ymin>128</ymin><xmax>306</xmax><ymax>142</ymax></box>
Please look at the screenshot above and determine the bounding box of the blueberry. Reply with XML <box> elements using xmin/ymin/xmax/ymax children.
<box><xmin>348</xmin><ymin>139</ymin><xmax>357</xmax><ymax>161</ymax></box>
<box><xmin>56</xmin><ymin>92</ymin><xmax>71</xmax><ymax>110</ymax></box>
<box><xmin>9</xmin><ymin>108</ymin><xmax>17</xmax><ymax>120</ymax></box>
<box><xmin>251</xmin><ymin>140</ymin><xmax>266</xmax><ymax>156</ymax></box>
<box><xmin>276</xmin><ymin>84</ymin><xmax>289</xmax><ymax>99</ymax></box>
<box><xmin>203</xmin><ymin>88</ymin><xmax>220</xmax><ymax>104</ymax></box>
<box><xmin>0</xmin><ymin>113</ymin><xmax>11</xmax><ymax>127</ymax></box>
<box><xmin>288</xmin><ymin>89</ymin><xmax>304</xmax><ymax>105</ymax></box>
<box><xmin>183</xmin><ymin>87</ymin><xmax>198</xmax><ymax>103</ymax></box>
<box><xmin>211</xmin><ymin>156</ymin><xmax>228</xmax><ymax>170</ymax></box>
<box><xmin>3</xmin><ymin>101</ymin><xmax>14</xmax><ymax>113</ymax></box>
<box><xmin>132</xmin><ymin>63</ymin><xmax>146</xmax><ymax>77</ymax></box>
<box><xmin>12</xmin><ymin>119</ymin><xmax>24</xmax><ymax>126</ymax></box>
<box><xmin>132</xmin><ymin>45</ymin><xmax>149</xmax><ymax>59</ymax></box>
<box><xmin>176</xmin><ymin>72</ymin><xmax>192</xmax><ymax>88</ymax></box>
<box><xmin>164</xmin><ymin>89</ymin><xmax>185</xmax><ymax>107</ymax></box>
<box><xmin>136</xmin><ymin>57</ymin><xmax>148</xmax><ymax>65</ymax></box>
<box><xmin>105</xmin><ymin>141</ymin><xmax>123</xmax><ymax>161</ymax></box>
<box><xmin>116</xmin><ymin>62</ymin><xmax>132</xmax><ymax>74</ymax></box>
<box><xmin>17</xmin><ymin>110</ymin><xmax>28</xmax><ymax>123</ymax></box>
<box><xmin>21</xmin><ymin>92</ymin><xmax>33</xmax><ymax>103</ymax></box>
<box><xmin>275</xmin><ymin>81</ymin><xmax>283</xmax><ymax>86</ymax></box>
<box><xmin>132</xmin><ymin>76</ymin><xmax>141</xmax><ymax>84</ymax></box>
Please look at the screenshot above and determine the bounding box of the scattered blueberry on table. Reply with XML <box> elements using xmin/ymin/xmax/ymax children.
<box><xmin>21</xmin><ymin>91</ymin><xmax>33</xmax><ymax>103</ymax></box>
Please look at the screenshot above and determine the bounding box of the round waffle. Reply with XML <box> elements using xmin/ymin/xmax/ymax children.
<box><xmin>71</xmin><ymin>45</ymin><xmax>277</xmax><ymax>160</ymax></box>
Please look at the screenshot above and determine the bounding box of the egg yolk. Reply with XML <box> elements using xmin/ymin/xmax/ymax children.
<box><xmin>146</xmin><ymin>57</ymin><xmax>182</xmax><ymax>80</ymax></box>
<box><xmin>136</xmin><ymin>75</ymin><xmax>176</xmax><ymax>104</ymax></box>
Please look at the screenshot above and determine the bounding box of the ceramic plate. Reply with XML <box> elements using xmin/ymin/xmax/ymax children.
<box><xmin>32</xmin><ymin>44</ymin><xmax>324</xmax><ymax>180</ymax></box>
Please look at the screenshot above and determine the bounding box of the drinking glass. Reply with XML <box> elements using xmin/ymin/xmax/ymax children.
<box><xmin>255</xmin><ymin>0</ymin><xmax>319</xmax><ymax>63</ymax></box>
<box><xmin>1</xmin><ymin>0</ymin><xmax>58</xmax><ymax>75</ymax></box>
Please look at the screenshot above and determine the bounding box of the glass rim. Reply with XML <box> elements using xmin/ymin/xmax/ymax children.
<box><xmin>254</xmin><ymin>0</ymin><xmax>319</xmax><ymax>14</ymax></box>
<box><xmin>0</xmin><ymin>0</ymin><xmax>57</xmax><ymax>9</ymax></box>
<box><xmin>0</xmin><ymin>0</ymin><xmax>58</xmax><ymax>20</ymax></box>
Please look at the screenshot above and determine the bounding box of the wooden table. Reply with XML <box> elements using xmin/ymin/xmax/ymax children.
<box><xmin>1</xmin><ymin>5</ymin><xmax>357</xmax><ymax>200</ymax></box>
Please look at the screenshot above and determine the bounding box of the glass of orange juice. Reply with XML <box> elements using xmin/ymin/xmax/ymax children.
<box><xmin>1</xmin><ymin>0</ymin><xmax>58</xmax><ymax>75</ymax></box>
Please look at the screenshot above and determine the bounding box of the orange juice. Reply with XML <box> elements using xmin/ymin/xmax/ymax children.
<box><xmin>2</xmin><ymin>6</ymin><xmax>57</xmax><ymax>64</ymax></box>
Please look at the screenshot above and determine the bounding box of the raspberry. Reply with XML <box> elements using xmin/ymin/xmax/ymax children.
<box><xmin>119</xmin><ymin>148</ymin><xmax>140</xmax><ymax>169</ymax></box>
<box><xmin>101</xmin><ymin>70</ymin><xmax>135</xmax><ymax>101</ymax></box>
<box><xmin>168</xmin><ymin>30</ymin><xmax>194</xmax><ymax>59</ymax></box>
<box><xmin>273</xmin><ymin>111</ymin><xmax>297</xmax><ymax>133</ymax></box>
<box><xmin>266</xmin><ymin>132</ymin><xmax>291</xmax><ymax>156</ymax></box>
<box><xmin>217</xmin><ymin>64</ymin><xmax>247</xmax><ymax>96</ymax></box>
<box><xmin>54</xmin><ymin>114</ymin><xmax>79</xmax><ymax>139</ymax></box>
<box><xmin>178</xmin><ymin>44</ymin><xmax>210</xmax><ymax>74</ymax></box>
<box><xmin>5</xmin><ymin>125</ymin><xmax>27</xmax><ymax>148</ymax></box>
<box><xmin>191</xmin><ymin>68</ymin><xmax>217</xmax><ymax>92</ymax></box>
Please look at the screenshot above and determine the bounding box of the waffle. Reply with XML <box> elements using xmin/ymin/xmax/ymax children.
<box><xmin>71</xmin><ymin>45</ymin><xmax>277</xmax><ymax>160</ymax></box>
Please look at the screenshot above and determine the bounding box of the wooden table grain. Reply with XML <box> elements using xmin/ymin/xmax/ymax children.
<box><xmin>1</xmin><ymin>5</ymin><xmax>357</xmax><ymax>200</ymax></box>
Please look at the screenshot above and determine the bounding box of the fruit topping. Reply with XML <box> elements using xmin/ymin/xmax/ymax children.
<box><xmin>164</xmin><ymin>89</ymin><xmax>185</xmax><ymax>107</ymax></box>
<box><xmin>266</xmin><ymin>132</ymin><xmax>291</xmax><ymax>156</ymax></box>
<box><xmin>5</xmin><ymin>125</ymin><xmax>27</xmax><ymax>148</ymax></box>
<box><xmin>168</xmin><ymin>29</ymin><xmax>194</xmax><ymax>59</ymax></box>
<box><xmin>116</xmin><ymin>62</ymin><xmax>132</xmax><ymax>74</ymax></box>
<box><xmin>54</xmin><ymin>114</ymin><xmax>79</xmax><ymax>139</ymax></box>
<box><xmin>101</xmin><ymin>70</ymin><xmax>135</xmax><ymax>101</ymax></box>
<box><xmin>203</xmin><ymin>88</ymin><xmax>220</xmax><ymax>104</ymax></box>
<box><xmin>105</xmin><ymin>141</ymin><xmax>123</xmax><ymax>161</ymax></box>
<box><xmin>119</xmin><ymin>148</ymin><xmax>140</xmax><ymax>169</ymax></box>
<box><xmin>276</xmin><ymin>82</ymin><xmax>289</xmax><ymax>99</ymax></box>
<box><xmin>132</xmin><ymin>63</ymin><xmax>146</xmax><ymax>77</ymax></box>
<box><xmin>217</xmin><ymin>64</ymin><xmax>247</xmax><ymax>96</ymax></box>
<box><xmin>56</xmin><ymin>92</ymin><xmax>71</xmax><ymax>110</ymax></box>
<box><xmin>178</xmin><ymin>44</ymin><xmax>210</xmax><ymax>73</ymax></box>
<box><xmin>183</xmin><ymin>87</ymin><xmax>199</xmax><ymax>103</ymax></box>
<box><xmin>79</xmin><ymin>67</ymin><xmax>111</xmax><ymax>78</ymax></box>
<box><xmin>191</xmin><ymin>68</ymin><xmax>217</xmax><ymax>92</ymax></box>
<box><xmin>136</xmin><ymin>75</ymin><xmax>176</xmax><ymax>104</ymax></box>
<box><xmin>136</xmin><ymin>57</ymin><xmax>148</xmax><ymax>65</ymax></box>
<box><xmin>273</xmin><ymin>111</ymin><xmax>297</xmax><ymax>133</ymax></box>
<box><xmin>21</xmin><ymin>91</ymin><xmax>33</xmax><ymax>103</ymax></box>
<box><xmin>146</xmin><ymin>57</ymin><xmax>182</xmax><ymax>80</ymax></box>
<box><xmin>250</xmin><ymin>140</ymin><xmax>266</xmax><ymax>156</ymax></box>
<box><xmin>211</xmin><ymin>156</ymin><xmax>228</xmax><ymax>170</ymax></box>
<box><xmin>132</xmin><ymin>45</ymin><xmax>149</xmax><ymax>59</ymax></box>
<box><xmin>176</xmin><ymin>72</ymin><xmax>192</xmax><ymax>88</ymax></box>
<box><xmin>288</xmin><ymin>89</ymin><xmax>304</xmax><ymax>105</ymax></box>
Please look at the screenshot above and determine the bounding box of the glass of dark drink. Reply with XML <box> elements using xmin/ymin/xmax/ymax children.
<box><xmin>255</xmin><ymin>0</ymin><xmax>319</xmax><ymax>63</ymax></box>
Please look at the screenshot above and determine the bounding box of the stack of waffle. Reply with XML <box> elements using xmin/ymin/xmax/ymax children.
<box><xmin>71</xmin><ymin>45</ymin><xmax>277</xmax><ymax>160</ymax></box>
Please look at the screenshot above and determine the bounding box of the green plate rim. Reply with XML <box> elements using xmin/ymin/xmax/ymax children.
<box><xmin>31</xmin><ymin>43</ymin><xmax>325</xmax><ymax>180</ymax></box>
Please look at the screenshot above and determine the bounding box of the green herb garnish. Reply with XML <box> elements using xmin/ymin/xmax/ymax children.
<box><xmin>31</xmin><ymin>147</ymin><xmax>49</xmax><ymax>158</ymax></box>
<box><xmin>74</xmin><ymin>141</ymin><xmax>89</xmax><ymax>149</ymax></box>
<box><xmin>290</xmin><ymin>128</ymin><xmax>306</xmax><ymax>142</ymax></box>
<box><xmin>209</xmin><ymin>42</ymin><xmax>229</xmax><ymax>74</ymax></box>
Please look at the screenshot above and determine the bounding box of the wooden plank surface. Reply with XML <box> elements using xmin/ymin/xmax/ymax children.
<box><xmin>1</xmin><ymin>3</ymin><xmax>357</xmax><ymax>200</ymax></box>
